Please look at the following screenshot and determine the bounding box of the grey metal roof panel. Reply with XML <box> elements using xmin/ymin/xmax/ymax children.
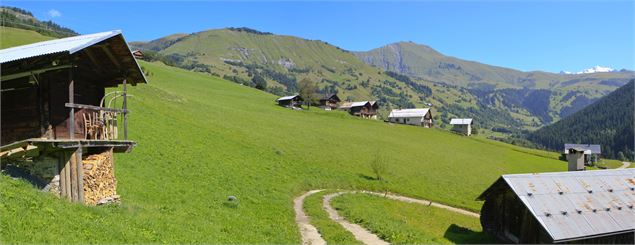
<box><xmin>564</xmin><ymin>144</ymin><xmax>601</xmax><ymax>154</ymax></box>
<box><xmin>388</xmin><ymin>108</ymin><xmax>430</xmax><ymax>118</ymax></box>
<box><xmin>496</xmin><ymin>169</ymin><xmax>635</xmax><ymax>242</ymax></box>
<box><xmin>0</xmin><ymin>30</ymin><xmax>121</xmax><ymax>63</ymax></box>
<box><xmin>450</xmin><ymin>118</ymin><xmax>473</xmax><ymax>125</ymax></box>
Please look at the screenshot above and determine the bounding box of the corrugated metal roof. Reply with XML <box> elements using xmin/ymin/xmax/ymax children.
<box><xmin>351</xmin><ymin>101</ymin><xmax>369</xmax><ymax>107</ymax></box>
<box><xmin>450</xmin><ymin>118</ymin><xmax>473</xmax><ymax>125</ymax></box>
<box><xmin>0</xmin><ymin>30</ymin><xmax>122</xmax><ymax>63</ymax></box>
<box><xmin>483</xmin><ymin>169</ymin><xmax>635</xmax><ymax>242</ymax></box>
<box><xmin>564</xmin><ymin>144</ymin><xmax>601</xmax><ymax>154</ymax></box>
<box><xmin>276</xmin><ymin>95</ymin><xmax>300</xmax><ymax>101</ymax></box>
<box><xmin>388</xmin><ymin>108</ymin><xmax>430</xmax><ymax>118</ymax></box>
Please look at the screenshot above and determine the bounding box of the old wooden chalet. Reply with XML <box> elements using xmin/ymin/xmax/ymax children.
<box><xmin>0</xmin><ymin>30</ymin><xmax>147</xmax><ymax>205</ymax></box>
<box><xmin>276</xmin><ymin>94</ymin><xmax>303</xmax><ymax>108</ymax></box>
<box><xmin>478</xmin><ymin>169</ymin><xmax>635</xmax><ymax>244</ymax></box>
<box><xmin>319</xmin><ymin>93</ymin><xmax>341</xmax><ymax>110</ymax></box>
<box><xmin>388</xmin><ymin>108</ymin><xmax>433</xmax><ymax>127</ymax></box>
<box><xmin>450</xmin><ymin>118</ymin><xmax>473</xmax><ymax>136</ymax></box>
<box><xmin>339</xmin><ymin>101</ymin><xmax>378</xmax><ymax>119</ymax></box>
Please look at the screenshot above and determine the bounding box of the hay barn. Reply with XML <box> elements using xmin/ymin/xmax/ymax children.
<box><xmin>477</xmin><ymin>169</ymin><xmax>635</xmax><ymax>244</ymax></box>
<box><xmin>0</xmin><ymin>30</ymin><xmax>147</xmax><ymax>205</ymax></box>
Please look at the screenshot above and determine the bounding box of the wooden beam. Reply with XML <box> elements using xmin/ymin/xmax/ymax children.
<box><xmin>64</xmin><ymin>152</ymin><xmax>71</xmax><ymax>200</ymax></box>
<box><xmin>100</xmin><ymin>46</ymin><xmax>122</xmax><ymax>70</ymax></box>
<box><xmin>123</xmin><ymin>79</ymin><xmax>128</xmax><ymax>140</ymax></box>
<box><xmin>0</xmin><ymin>64</ymin><xmax>73</xmax><ymax>82</ymax></box>
<box><xmin>76</xmin><ymin>147</ymin><xmax>84</xmax><ymax>203</ymax></box>
<box><xmin>70</xmin><ymin>150</ymin><xmax>78</xmax><ymax>201</ymax></box>
<box><xmin>65</xmin><ymin>103</ymin><xmax>127</xmax><ymax>113</ymax></box>
<box><xmin>68</xmin><ymin>68</ymin><xmax>75</xmax><ymax>140</ymax></box>
<box><xmin>83</xmin><ymin>48</ymin><xmax>101</xmax><ymax>70</ymax></box>
<box><xmin>59</xmin><ymin>152</ymin><xmax>67</xmax><ymax>199</ymax></box>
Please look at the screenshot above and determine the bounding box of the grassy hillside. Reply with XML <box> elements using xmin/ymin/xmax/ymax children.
<box><xmin>131</xmin><ymin>28</ymin><xmax>559</xmax><ymax>134</ymax></box>
<box><xmin>0</xmin><ymin>6</ymin><xmax>77</xmax><ymax>38</ymax></box>
<box><xmin>355</xmin><ymin>42</ymin><xmax>635</xmax><ymax>125</ymax></box>
<box><xmin>528</xmin><ymin>81</ymin><xmax>634</xmax><ymax>160</ymax></box>
<box><xmin>0</xmin><ymin>26</ymin><xmax>54</xmax><ymax>48</ymax></box>
<box><xmin>1</xmin><ymin>59</ymin><xmax>571</xmax><ymax>243</ymax></box>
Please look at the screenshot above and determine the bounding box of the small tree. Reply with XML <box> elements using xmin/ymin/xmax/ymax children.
<box><xmin>252</xmin><ymin>75</ymin><xmax>267</xmax><ymax>90</ymax></box>
<box><xmin>298</xmin><ymin>78</ymin><xmax>319</xmax><ymax>108</ymax></box>
<box><xmin>369</xmin><ymin>155</ymin><xmax>388</xmax><ymax>181</ymax></box>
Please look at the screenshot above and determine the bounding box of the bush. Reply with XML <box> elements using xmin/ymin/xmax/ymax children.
<box><xmin>369</xmin><ymin>155</ymin><xmax>389</xmax><ymax>181</ymax></box>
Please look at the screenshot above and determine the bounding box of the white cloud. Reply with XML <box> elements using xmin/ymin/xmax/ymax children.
<box><xmin>48</xmin><ymin>9</ymin><xmax>61</xmax><ymax>18</ymax></box>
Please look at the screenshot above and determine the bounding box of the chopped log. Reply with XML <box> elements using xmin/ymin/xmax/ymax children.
<box><xmin>82</xmin><ymin>148</ymin><xmax>117</xmax><ymax>205</ymax></box>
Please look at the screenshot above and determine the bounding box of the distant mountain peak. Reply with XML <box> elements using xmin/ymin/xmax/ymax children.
<box><xmin>561</xmin><ymin>65</ymin><xmax>615</xmax><ymax>75</ymax></box>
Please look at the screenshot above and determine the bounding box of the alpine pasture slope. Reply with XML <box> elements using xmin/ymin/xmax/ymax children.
<box><xmin>1</xmin><ymin>29</ymin><xmax>568</xmax><ymax>243</ymax></box>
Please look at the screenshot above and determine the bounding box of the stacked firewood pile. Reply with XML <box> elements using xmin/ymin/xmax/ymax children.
<box><xmin>82</xmin><ymin>150</ymin><xmax>118</xmax><ymax>205</ymax></box>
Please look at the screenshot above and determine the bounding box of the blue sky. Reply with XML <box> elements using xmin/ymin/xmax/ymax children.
<box><xmin>5</xmin><ymin>1</ymin><xmax>634</xmax><ymax>73</ymax></box>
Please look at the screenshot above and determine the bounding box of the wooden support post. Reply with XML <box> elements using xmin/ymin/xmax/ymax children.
<box><xmin>64</xmin><ymin>152</ymin><xmax>71</xmax><ymax>200</ymax></box>
<box><xmin>59</xmin><ymin>152</ymin><xmax>67</xmax><ymax>198</ymax></box>
<box><xmin>70</xmin><ymin>150</ymin><xmax>78</xmax><ymax>201</ymax></box>
<box><xmin>123</xmin><ymin>79</ymin><xmax>128</xmax><ymax>140</ymax></box>
<box><xmin>68</xmin><ymin>67</ymin><xmax>74</xmax><ymax>139</ymax></box>
<box><xmin>76</xmin><ymin>147</ymin><xmax>84</xmax><ymax>203</ymax></box>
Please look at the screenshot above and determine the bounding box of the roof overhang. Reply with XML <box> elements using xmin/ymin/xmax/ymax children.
<box><xmin>0</xmin><ymin>30</ymin><xmax>147</xmax><ymax>86</ymax></box>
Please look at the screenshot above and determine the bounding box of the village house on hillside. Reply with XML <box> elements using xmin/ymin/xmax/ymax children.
<box><xmin>450</xmin><ymin>118</ymin><xmax>473</xmax><ymax>136</ymax></box>
<box><xmin>319</xmin><ymin>93</ymin><xmax>341</xmax><ymax>110</ymax></box>
<box><xmin>478</xmin><ymin>169</ymin><xmax>635</xmax><ymax>244</ymax></box>
<box><xmin>564</xmin><ymin>143</ymin><xmax>601</xmax><ymax>166</ymax></box>
<box><xmin>388</xmin><ymin>108</ymin><xmax>433</xmax><ymax>127</ymax></box>
<box><xmin>0</xmin><ymin>30</ymin><xmax>146</xmax><ymax>205</ymax></box>
<box><xmin>276</xmin><ymin>94</ymin><xmax>303</xmax><ymax>108</ymax></box>
<box><xmin>339</xmin><ymin>100</ymin><xmax>378</xmax><ymax>119</ymax></box>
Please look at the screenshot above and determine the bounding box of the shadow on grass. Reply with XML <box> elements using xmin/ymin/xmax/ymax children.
<box><xmin>443</xmin><ymin>224</ymin><xmax>499</xmax><ymax>244</ymax></box>
<box><xmin>358</xmin><ymin>173</ymin><xmax>378</xmax><ymax>181</ymax></box>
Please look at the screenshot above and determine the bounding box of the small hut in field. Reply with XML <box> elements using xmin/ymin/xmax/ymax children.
<box><xmin>276</xmin><ymin>94</ymin><xmax>303</xmax><ymax>108</ymax></box>
<box><xmin>388</xmin><ymin>108</ymin><xmax>433</xmax><ymax>127</ymax></box>
<box><xmin>319</xmin><ymin>93</ymin><xmax>341</xmax><ymax>110</ymax></box>
<box><xmin>339</xmin><ymin>101</ymin><xmax>378</xmax><ymax>119</ymax></box>
<box><xmin>0</xmin><ymin>30</ymin><xmax>147</xmax><ymax>205</ymax></box>
<box><xmin>478</xmin><ymin>169</ymin><xmax>635</xmax><ymax>244</ymax></box>
<box><xmin>450</xmin><ymin>118</ymin><xmax>473</xmax><ymax>136</ymax></box>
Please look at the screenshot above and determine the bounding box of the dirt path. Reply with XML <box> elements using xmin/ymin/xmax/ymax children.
<box><xmin>323</xmin><ymin>192</ymin><xmax>390</xmax><ymax>245</ymax></box>
<box><xmin>294</xmin><ymin>190</ymin><xmax>480</xmax><ymax>245</ymax></box>
<box><xmin>618</xmin><ymin>162</ymin><xmax>631</xmax><ymax>169</ymax></box>
<box><xmin>294</xmin><ymin>190</ymin><xmax>326</xmax><ymax>245</ymax></box>
<box><xmin>361</xmin><ymin>191</ymin><xmax>480</xmax><ymax>218</ymax></box>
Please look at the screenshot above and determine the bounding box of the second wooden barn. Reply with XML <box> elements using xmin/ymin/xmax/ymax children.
<box><xmin>477</xmin><ymin>169</ymin><xmax>635</xmax><ymax>244</ymax></box>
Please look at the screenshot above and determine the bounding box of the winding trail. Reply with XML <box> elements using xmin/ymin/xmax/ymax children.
<box><xmin>294</xmin><ymin>190</ymin><xmax>480</xmax><ymax>245</ymax></box>
<box><xmin>618</xmin><ymin>162</ymin><xmax>631</xmax><ymax>169</ymax></box>
<box><xmin>294</xmin><ymin>190</ymin><xmax>327</xmax><ymax>245</ymax></box>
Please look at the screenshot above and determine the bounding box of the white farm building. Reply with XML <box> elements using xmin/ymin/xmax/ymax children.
<box><xmin>388</xmin><ymin>108</ymin><xmax>433</xmax><ymax>128</ymax></box>
<box><xmin>450</xmin><ymin>118</ymin><xmax>473</xmax><ymax>136</ymax></box>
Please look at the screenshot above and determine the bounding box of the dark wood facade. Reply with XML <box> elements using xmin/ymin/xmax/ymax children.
<box><xmin>345</xmin><ymin>101</ymin><xmax>378</xmax><ymax>119</ymax></box>
<box><xmin>319</xmin><ymin>93</ymin><xmax>341</xmax><ymax>110</ymax></box>
<box><xmin>277</xmin><ymin>95</ymin><xmax>303</xmax><ymax>108</ymax></box>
